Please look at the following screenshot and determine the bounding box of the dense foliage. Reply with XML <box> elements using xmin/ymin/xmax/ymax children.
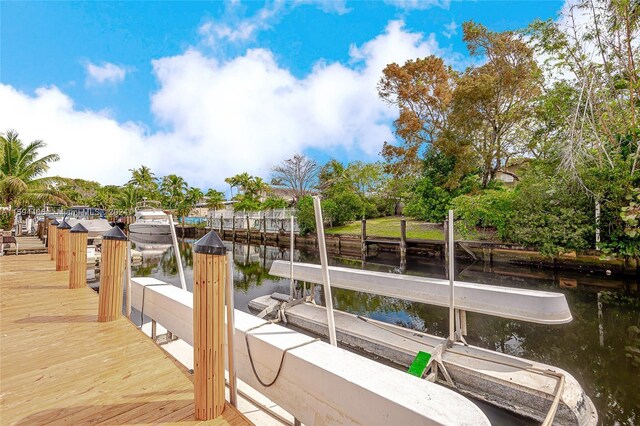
<box><xmin>379</xmin><ymin>1</ymin><xmax>639</xmax><ymax>258</ymax></box>
<box><xmin>0</xmin><ymin>209</ymin><xmax>15</xmax><ymax>231</ymax></box>
<box><xmin>3</xmin><ymin>0</ymin><xmax>637</xmax><ymax>259</ymax></box>
<box><xmin>0</xmin><ymin>130</ymin><xmax>69</xmax><ymax>207</ymax></box>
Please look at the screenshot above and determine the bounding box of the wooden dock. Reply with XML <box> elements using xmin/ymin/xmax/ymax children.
<box><xmin>0</xmin><ymin>254</ymin><xmax>253</xmax><ymax>425</ymax></box>
<box><xmin>1</xmin><ymin>236</ymin><xmax>48</xmax><ymax>256</ymax></box>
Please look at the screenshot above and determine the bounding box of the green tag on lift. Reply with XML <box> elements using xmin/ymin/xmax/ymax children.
<box><xmin>407</xmin><ymin>351</ymin><xmax>431</xmax><ymax>378</ymax></box>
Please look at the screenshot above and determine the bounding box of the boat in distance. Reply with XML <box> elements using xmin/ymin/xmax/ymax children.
<box><xmin>129</xmin><ymin>200</ymin><xmax>171</xmax><ymax>235</ymax></box>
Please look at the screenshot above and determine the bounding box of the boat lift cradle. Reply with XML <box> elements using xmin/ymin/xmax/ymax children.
<box><xmin>262</xmin><ymin>260</ymin><xmax>598</xmax><ymax>425</ymax></box>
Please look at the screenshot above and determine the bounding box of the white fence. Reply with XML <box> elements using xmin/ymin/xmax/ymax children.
<box><xmin>207</xmin><ymin>209</ymin><xmax>299</xmax><ymax>233</ymax></box>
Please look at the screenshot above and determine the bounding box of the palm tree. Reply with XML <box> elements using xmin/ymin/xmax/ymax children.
<box><xmin>205</xmin><ymin>188</ymin><xmax>225</xmax><ymax>210</ymax></box>
<box><xmin>0</xmin><ymin>129</ymin><xmax>69</xmax><ymax>207</ymax></box>
<box><xmin>160</xmin><ymin>174</ymin><xmax>187</xmax><ymax>209</ymax></box>
<box><xmin>128</xmin><ymin>165</ymin><xmax>158</xmax><ymax>197</ymax></box>
<box><xmin>175</xmin><ymin>186</ymin><xmax>203</xmax><ymax>226</ymax></box>
<box><xmin>116</xmin><ymin>186</ymin><xmax>139</xmax><ymax>214</ymax></box>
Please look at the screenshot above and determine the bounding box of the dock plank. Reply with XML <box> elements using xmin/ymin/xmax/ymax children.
<box><xmin>0</xmin><ymin>254</ymin><xmax>252</xmax><ymax>425</ymax></box>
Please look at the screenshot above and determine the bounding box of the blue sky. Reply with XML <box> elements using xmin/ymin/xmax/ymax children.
<box><xmin>0</xmin><ymin>0</ymin><xmax>565</xmax><ymax>193</ymax></box>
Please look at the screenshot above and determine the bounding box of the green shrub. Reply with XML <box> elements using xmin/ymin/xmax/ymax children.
<box><xmin>324</xmin><ymin>192</ymin><xmax>364</xmax><ymax>226</ymax></box>
<box><xmin>451</xmin><ymin>190</ymin><xmax>515</xmax><ymax>240</ymax></box>
<box><xmin>404</xmin><ymin>178</ymin><xmax>451</xmax><ymax>222</ymax></box>
<box><xmin>509</xmin><ymin>174</ymin><xmax>593</xmax><ymax>256</ymax></box>
<box><xmin>295</xmin><ymin>196</ymin><xmax>316</xmax><ymax>235</ymax></box>
<box><xmin>261</xmin><ymin>196</ymin><xmax>288</xmax><ymax>210</ymax></box>
<box><xmin>0</xmin><ymin>210</ymin><xmax>15</xmax><ymax>231</ymax></box>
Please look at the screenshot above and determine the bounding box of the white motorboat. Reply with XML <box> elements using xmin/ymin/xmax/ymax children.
<box><xmin>65</xmin><ymin>218</ymin><xmax>112</xmax><ymax>240</ymax></box>
<box><xmin>129</xmin><ymin>201</ymin><xmax>171</xmax><ymax>235</ymax></box>
<box><xmin>129</xmin><ymin>232</ymin><xmax>173</xmax><ymax>258</ymax></box>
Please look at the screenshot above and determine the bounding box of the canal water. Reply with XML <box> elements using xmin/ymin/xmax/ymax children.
<box><xmin>128</xmin><ymin>236</ymin><xmax>639</xmax><ymax>425</ymax></box>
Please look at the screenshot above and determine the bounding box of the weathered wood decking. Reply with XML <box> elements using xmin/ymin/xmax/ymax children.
<box><xmin>0</xmin><ymin>254</ymin><xmax>252</xmax><ymax>425</ymax></box>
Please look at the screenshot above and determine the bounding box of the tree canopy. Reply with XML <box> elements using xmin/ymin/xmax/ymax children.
<box><xmin>0</xmin><ymin>130</ymin><xmax>69</xmax><ymax>207</ymax></box>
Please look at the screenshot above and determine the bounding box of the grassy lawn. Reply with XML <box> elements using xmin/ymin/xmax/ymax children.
<box><xmin>325</xmin><ymin>216</ymin><xmax>444</xmax><ymax>240</ymax></box>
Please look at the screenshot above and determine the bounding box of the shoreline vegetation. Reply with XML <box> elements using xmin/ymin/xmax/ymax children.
<box><xmin>2</xmin><ymin>0</ymin><xmax>638</xmax><ymax>266</ymax></box>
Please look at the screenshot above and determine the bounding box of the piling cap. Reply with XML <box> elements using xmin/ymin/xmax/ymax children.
<box><xmin>57</xmin><ymin>220</ymin><xmax>71</xmax><ymax>229</ymax></box>
<box><xmin>194</xmin><ymin>230</ymin><xmax>226</xmax><ymax>255</ymax></box>
<box><xmin>70</xmin><ymin>223</ymin><xmax>89</xmax><ymax>233</ymax></box>
<box><xmin>102</xmin><ymin>226</ymin><xmax>128</xmax><ymax>241</ymax></box>
<box><xmin>50</xmin><ymin>219</ymin><xmax>59</xmax><ymax>226</ymax></box>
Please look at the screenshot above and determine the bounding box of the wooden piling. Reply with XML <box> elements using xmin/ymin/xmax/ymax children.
<box><xmin>55</xmin><ymin>221</ymin><xmax>71</xmax><ymax>271</ymax></box>
<box><xmin>49</xmin><ymin>219</ymin><xmax>59</xmax><ymax>260</ymax></box>
<box><xmin>69</xmin><ymin>223</ymin><xmax>88</xmax><ymax>289</ymax></box>
<box><xmin>193</xmin><ymin>230</ymin><xmax>227</xmax><ymax>420</ymax></box>
<box><xmin>232</xmin><ymin>215</ymin><xmax>236</xmax><ymax>240</ymax></box>
<box><xmin>43</xmin><ymin>217</ymin><xmax>50</xmax><ymax>246</ymax></box>
<box><xmin>246</xmin><ymin>215</ymin><xmax>250</xmax><ymax>241</ymax></box>
<box><xmin>98</xmin><ymin>226</ymin><xmax>128</xmax><ymax>322</ymax></box>
<box><xmin>220</xmin><ymin>215</ymin><xmax>223</xmax><ymax>234</ymax></box>
<box><xmin>361</xmin><ymin>219</ymin><xmax>367</xmax><ymax>258</ymax></box>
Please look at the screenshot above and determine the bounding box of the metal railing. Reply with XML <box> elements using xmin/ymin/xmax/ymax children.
<box><xmin>207</xmin><ymin>209</ymin><xmax>299</xmax><ymax>233</ymax></box>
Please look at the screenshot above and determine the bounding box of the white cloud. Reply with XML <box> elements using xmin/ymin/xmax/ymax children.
<box><xmin>85</xmin><ymin>61</ymin><xmax>129</xmax><ymax>85</ymax></box>
<box><xmin>0</xmin><ymin>84</ymin><xmax>148</xmax><ymax>185</ymax></box>
<box><xmin>442</xmin><ymin>19</ymin><xmax>457</xmax><ymax>38</ymax></box>
<box><xmin>199</xmin><ymin>0</ymin><xmax>349</xmax><ymax>48</ymax></box>
<box><xmin>1</xmin><ymin>20</ymin><xmax>447</xmax><ymax>191</ymax></box>
<box><xmin>199</xmin><ymin>2</ymin><xmax>280</xmax><ymax>45</ymax></box>
<box><xmin>384</xmin><ymin>0</ymin><xmax>450</xmax><ymax>10</ymax></box>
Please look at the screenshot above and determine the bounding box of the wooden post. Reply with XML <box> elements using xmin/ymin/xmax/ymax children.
<box><xmin>43</xmin><ymin>216</ymin><xmax>50</xmax><ymax>246</ymax></box>
<box><xmin>400</xmin><ymin>218</ymin><xmax>407</xmax><ymax>262</ymax></box>
<box><xmin>361</xmin><ymin>219</ymin><xmax>367</xmax><ymax>258</ymax></box>
<box><xmin>220</xmin><ymin>215</ymin><xmax>223</xmax><ymax>234</ymax></box>
<box><xmin>262</xmin><ymin>212</ymin><xmax>267</xmax><ymax>243</ymax></box>
<box><xmin>98</xmin><ymin>226</ymin><xmax>128</xmax><ymax>322</ymax></box>
<box><xmin>232</xmin><ymin>215</ymin><xmax>236</xmax><ymax>240</ymax></box>
<box><xmin>193</xmin><ymin>230</ymin><xmax>227</xmax><ymax>420</ymax></box>
<box><xmin>69</xmin><ymin>223</ymin><xmax>88</xmax><ymax>289</ymax></box>
<box><xmin>56</xmin><ymin>221</ymin><xmax>71</xmax><ymax>271</ymax></box>
<box><xmin>49</xmin><ymin>219</ymin><xmax>59</xmax><ymax>260</ymax></box>
<box><xmin>246</xmin><ymin>215</ymin><xmax>250</xmax><ymax>241</ymax></box>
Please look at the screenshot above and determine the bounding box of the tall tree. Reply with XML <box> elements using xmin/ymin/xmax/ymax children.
<box><xmin>0</xmin><ymin>130</ymin><xmax>69</xmax><ymax>207</ymax></box>
<box><xmin>378</xmin><ymin>56</ymin><xmax>455</xmax><ymax>178</ymax></box>
<box><xmin>318</xmin><ymin>159</ymin><xmax>347</xmax><ymax>195</ymax></box>
<box><xmin>127</xmin><ymin>165</ymin><xmax>158</xmax><ymax>198</ymax></box>
<box><xmin>446</xmin><ymin>22</ymin><xmax>543</xmax><ymax>187</ymax></box>
<box><xmin>345</xmin><ymin>161</ymin><xmax>385</xmax><ymax>196</ymax></box>
<box><xmin>225</xmin><ymin>173</ymin><xmax>268</xmax><ymax>211</ymax></box>
<box><xmin>528</xmin><ymin>0</ymin><xmax>640</xmax><ymax>256</ymax></box>
<box><xmin>204</xmin><ymin>188</ymin><xmax>225</xmax><ymax>210</ymax></box>
<box><xmin>529</xmin><ymin>0</ymin><xmax>640</xmax><ymax>186</ymax></box>
<box><xmin>160</xmin><ymin>174</ymin><xmax>188</xmax><ymax>209</ymax></box>
<box><xmin>270</xmin><ymin>154</ymin><xmax>319</xmax><ymax>203</ymax></box>
<box><xmin>116</xmin><ymin>186</ymin><xmax>139</xmax><ymax>213</ymax></box>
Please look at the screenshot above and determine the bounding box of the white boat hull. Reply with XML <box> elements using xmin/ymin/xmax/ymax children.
<box><xmin>65</xmin><ymin>218</ymin><xmax>112</xmax><ymax>239</ymax></box>
<box><xmin>129</xmin><ymin>222</ymin><xmax>171</xmax><ymax>235</ymax></box>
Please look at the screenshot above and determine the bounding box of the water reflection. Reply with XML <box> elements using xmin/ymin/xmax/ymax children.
<box><xmin>129</xmin><ymin>238</ymin><xmax>639</xmax><ymax>425</ymax></box>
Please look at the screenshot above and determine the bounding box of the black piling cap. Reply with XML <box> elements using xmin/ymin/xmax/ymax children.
<box><xmin>50</xmin><ymin>219</ymin><xmax>59</xmax><ymax>226</ymax></box>
<box><xmin>57</xmin><ymin>220</ymin><xmax>71</xmax><ymax>230</ymax></box>
<box><xmin>103</xmin><ymin>226</ymin><xmax>128</xmax><ymax>241</ymax></box>
<box><xmin>194</xmin><ymin>230</ymin><xmax>226</xmax><ymax>255</ymax></box>
<box><xmin>70</xmin><ymin>223</ymin><xmax>89</xmax><ymax>233</ymax></box>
